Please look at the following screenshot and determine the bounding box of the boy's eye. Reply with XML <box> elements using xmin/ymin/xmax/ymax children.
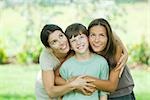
<box><xmin>79</xmin><ymin>34</ymin><xmax>86</xmax><ymax>39</ymax></box>
<box><xmin>80</xmin><ymin>35</ymin><xmax>84</xmax><ymax>38</ymax></box>
<box><xmin>71</xmin><ymin>39</ymin><xmax>76</xmax><ymax>43</ymax></box>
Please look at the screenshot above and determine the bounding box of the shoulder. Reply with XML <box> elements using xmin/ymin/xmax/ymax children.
<box><xmin>39</xmin><ymin>48</ymin><xmax>60</xmax><ymax>71</ymax></box>
<box><xmin>40</xmin><ymin>49</ymin><xmax>53</xmax><ymax>59</ymax></box>
<box><xmin>40</xmin><ymin>49</ymin><xmax>53</xmax><ymax>63</ymax></box>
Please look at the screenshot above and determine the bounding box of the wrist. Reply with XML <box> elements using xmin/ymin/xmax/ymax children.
<box><xmin>67</xmin><ymin>82</ymin><xmax>76</xmax><ymax>90</ymax></box>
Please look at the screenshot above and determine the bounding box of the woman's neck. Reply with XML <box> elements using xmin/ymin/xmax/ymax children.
<box><xmin>97</xmin><ymin>51</ymin><xmax>105</xmax><ymax>56</ymax></box>
<box><xmin>54</xmin><ymin>51</ymin><xmax>68</xmax><ymax>62</ymax></box>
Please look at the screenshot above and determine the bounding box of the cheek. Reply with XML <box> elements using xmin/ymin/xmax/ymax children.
<box><xmin>64</xmin><ymin>36</ymin><xmax>68</xmax><ymax>42</ymax></box>
<box><xmin>51</xmin><ymin>45</ymin><xmax>59</xmax><ymax>51</ymax></box>
<box><xmin>89</xmin><ymin>37</ymin><xmax>93</xmax><ymax>43</ymax></box>
<box><xmin>104</xmin><ymin>38</ymin><xmax>108</xmax><ymax>45</ymax></box>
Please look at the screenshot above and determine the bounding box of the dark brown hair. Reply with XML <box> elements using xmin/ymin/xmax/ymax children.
<box><xmin>40</xmin><ymin>24</ymin><xmax>63</xmax><ymax>47</ymax></box>
<box><xmin>65</xmin><ymin>23</ymin><xmax>88</xmax><ymax>39</ymax></box>
<box><xmin>88</xmin><ymin>18</ymin><xmax>117</xmax><ymax>68</ymax></box>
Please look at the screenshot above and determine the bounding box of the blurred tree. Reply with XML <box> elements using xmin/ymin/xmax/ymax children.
<box><xmin>0</xmin><ymin>0</ymin><xmax>148</xmax><ymax>64</ymax></box>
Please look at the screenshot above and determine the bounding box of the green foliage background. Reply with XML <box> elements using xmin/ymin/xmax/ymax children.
<box><xmin>0</xmin><ymin>0</ymin><xmax>149</xmax><ymax>65</ymax></box>
<box><xmin>0</xmin><ymin>0</ymin><xmax>149</xmax><ymax>99</ymax></box>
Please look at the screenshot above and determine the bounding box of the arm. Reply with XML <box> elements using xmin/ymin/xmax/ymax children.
<box><xmin>42</xmin><ymin>70</ymin><xmax>74</xmax><ymax>98</ymax></box>
<box><xmin>113</xmin><ymin>32</ymin><xmax>128</xmax><ymax>57</ymax></box>
<box><xmin>86</xmin><ymin>66</ymin><xmax>121</xmax><ymax>92</ymax></box>
<box><xmin>113</xmin><ymin>33</ymin><xmax>128</xmax><ymax>77</ymax></box>
<box><xmin>42</xmin><ymin>70</ymin><xmax>93</xmax><ymax>98</ymax></box>
<box><xmin>85</xmin><ymin>44</ymin><xmax>123</xmax><ymax>92</ymax></box>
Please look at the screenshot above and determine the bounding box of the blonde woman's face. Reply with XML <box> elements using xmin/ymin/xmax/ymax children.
<box><xmin>89</xmin><ymin>25</ymin><xmax>108</xmax><ymax>53</ymax></box>
<box><xmin>48</xmin><ymin>30</ymin><xmax>70</xmax><ymax>54</ymax></box>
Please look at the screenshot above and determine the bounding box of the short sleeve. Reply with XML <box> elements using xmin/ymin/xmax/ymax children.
<box><xmin>39</xmin><ymin>49</ymin><xmax>60</xmax><ymax>71</ymax></box>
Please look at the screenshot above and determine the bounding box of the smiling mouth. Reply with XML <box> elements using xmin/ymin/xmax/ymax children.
<box><xmin>77</xmin><ymin>44</ymin><xmax>85</xmax><ymax>50</ymax></box>
<box><xmin>60</xmin><ymin>44</ymin><xmax>67</xmax><ymax>50</ymax></box>
<box><xmin>92</xmin><ymin>43</ymin><xmax>101</xmax><ymax>47</ymax></box>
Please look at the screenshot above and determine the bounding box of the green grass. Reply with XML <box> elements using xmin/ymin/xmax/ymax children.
<box><xmin>0</xmin><ymin>64</ymin><xmax>150</xmax><ymax>100</ymax></box>
<box><xmin>0</xmin><ymin>64</ymin><xmax>40</xmax><ymax>100</ymax></box>
<box><xmin>131</xmin><ymin>68</ymin><xmax>150</xmax><ymax>100</ymax></box>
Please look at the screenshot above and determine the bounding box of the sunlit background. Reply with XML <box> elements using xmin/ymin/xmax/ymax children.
<box><xmin>0</xmin><ymin>0</ymin><xmax>149</xmax><ymax>100</ymax></box>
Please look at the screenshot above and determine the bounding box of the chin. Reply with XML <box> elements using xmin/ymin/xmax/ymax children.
<box><xmin>92</xmin><ymin>48</ymin><xmax>101</xmax><ymax>53</ymax></box>
<box><xmin>63</xmin><ymin>49</ymin><xmax>69</xmax><ymax>53</ymax></box>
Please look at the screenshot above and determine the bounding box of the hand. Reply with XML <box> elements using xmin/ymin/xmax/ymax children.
<box><xmin>69</xmin><ymin>75</ymin><xmax>96</xmax><ymax>95</ymax></box>
<box><xmin>75</xmin><ymin>79</ymin><xmax>96</xmax><ymax>96</ymax></box>
<box><xmin>75</xmin><ymin>86</ymin><xmax>95</xmax><ymax>96</ymax></box>
<box><xmin>82</xmin><ymin>76</ymin><xmax>96</xmax><ymax>94</ymax></box>
<box><xmin>69</xmin><ymin>75</ymin><xmax>94</xmax><ymax>88</ymax></box>
<box><xmin>66</xmin><ymin>76</ymin><xmax>77</xmax><ymax>83</ymax></box>
<box><xmin>115</xmin><ymin>54</ymin><xmax>127</xmax><ymax>78</ymax></box>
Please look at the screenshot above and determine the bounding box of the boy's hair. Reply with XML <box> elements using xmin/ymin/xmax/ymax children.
<box><xmin>65</xmin><ymin>23</ymin><xmax>88</xmax><ymax>39</ymax></box>
<box><xmin>40</xmin><ymin>24</ymin><xmax>63</xmax><ymax>47</ymax></box>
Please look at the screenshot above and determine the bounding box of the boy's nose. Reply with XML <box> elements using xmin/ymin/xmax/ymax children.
<box><xmin>77</xmin><ymin>39</ymin><xmax>81</xmax><ymax>45</ymax></box>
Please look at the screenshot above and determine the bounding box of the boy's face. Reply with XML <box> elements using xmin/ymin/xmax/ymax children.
<box><xmin>69</xmin><ymin>33</ymin><xmax>89</xmax><ymax>54</ymax></box>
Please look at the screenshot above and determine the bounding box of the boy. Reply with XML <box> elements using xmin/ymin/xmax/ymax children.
<box><xmin>59</xmin><ymin>23</ymin><xmax>109</xmax><ymax>100</ymax></box>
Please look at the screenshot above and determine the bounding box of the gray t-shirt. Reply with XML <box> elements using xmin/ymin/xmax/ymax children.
<box><xmin>35</xmin><ymin>48</ymin><xmax>60</xmax><ymax>100</ymax></box>
<box><xmin>109</xmin><ymin>65</ymin><xmax>134</xmax><ymax>98</ymax></box>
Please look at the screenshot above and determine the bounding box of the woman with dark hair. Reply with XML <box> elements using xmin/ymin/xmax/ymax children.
<box><xmin>88</xmin><ymin>18</ymin><xmax>135</xmax><ymax>100</ymax></box>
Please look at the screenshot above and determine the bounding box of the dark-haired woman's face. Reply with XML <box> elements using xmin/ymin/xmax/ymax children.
<box><xmin>89</xmin><ymin>25</ymin><xmax>108</xmax><ymax>53</ymax></box>
<box><xmin>48</xmin><ymin>30</ymin><xmax>70</xmax><ymax>54</ymax></box>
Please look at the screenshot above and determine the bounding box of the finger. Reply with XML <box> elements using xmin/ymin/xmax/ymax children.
<box><xmin>81</xmin><ymin>88</ymin><xmax>89</xmax><ymax>95</ymax></box>
<box><xmin>84</xmin><ymin>86</ymin><xmax>93</xmax><ymax>92</ymax></box>
<box><xmin>119</xmin><ymin>67</ymin><xmax>124</xmax><ymax>78</ymax></box>
<box><xmin>114</xmin><ymin>63</ymin><xmax>121</xmax><ymax>71</ymax></box>
<box><xmin>86</xmin><ymin>78</ymin><xmax>95</xmax><ymax>83</ymax></box>
<box><xmin>85</xmin><ymin>83</ymin><xmax>96</xmax><ymax>88</ymax></box>
<box><xmin>115</xmin><ymin>59</ymin><xmax>126</xmax><ymax>71</ymax></box>
<box><xmin>77</xmin><ymin>75</ymin><xmax>86</xmax><ymax>79</ymax></box>
<box><xmin>117</xmin><ymin>59</ymin><xmax>121</xmax><ymax>65</ymax></box>
<box><xmin>118</xmin><ymin>54</ymin><xmax>124</xmax><ymax>65</ymax></box>
<box><xmin>85</xmin><ymin>92</ymin><xmax>92</xmax><ymax>96</ymax></box>
<box><xmin>84</xmin><ymin>86</ymin><xmax>96</xmax><ymax>93</ymax></box>
<box><xmin>115</xmin><ymin>65</ymin><xmax>122</xmax><ymax>71</ymax></box>
<box><xmin>84</xmin><ymin>87</ymin><xmax>94</xmax><ymax>96</ymax></box>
